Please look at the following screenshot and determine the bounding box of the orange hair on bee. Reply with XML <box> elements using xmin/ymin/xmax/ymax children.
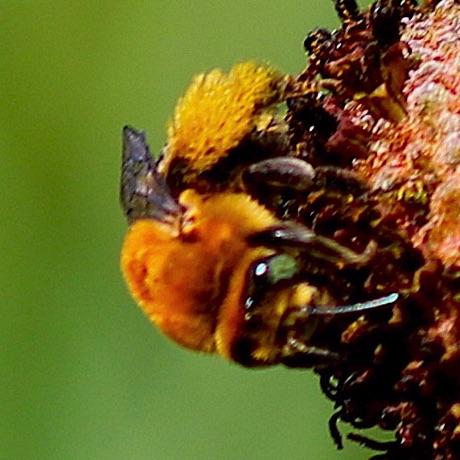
<box><xmin>121</xmin><ymin>189</ymin><xmax>277</xmax><ymax>354</ymax></box>
<box><xmin>162</xmin><ymin>62</ymin><xmax>282</xmax><ymax>177</ymax></box>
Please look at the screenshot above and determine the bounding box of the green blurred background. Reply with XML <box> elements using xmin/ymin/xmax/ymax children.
<box><xmin>1</xmin><ymin>1</ymin><xmax>376</xmax><ymax>459</ymax></box>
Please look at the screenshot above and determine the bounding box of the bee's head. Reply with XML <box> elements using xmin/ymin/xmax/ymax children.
<box><xmin>121</xmin><ymin>167</ymin><xmax>286</xmax><ymax>355</ymax></box>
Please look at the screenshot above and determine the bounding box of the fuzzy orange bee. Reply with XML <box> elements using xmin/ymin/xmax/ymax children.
<box><xmin>120</xmin><ymin>64</ymin><xmax>398</xmax><ymax>367</ymax></box>
<box><xmin>120</xmin><ymin>130</ymin><xmax>398</xmax><ymax>366</ymax></box>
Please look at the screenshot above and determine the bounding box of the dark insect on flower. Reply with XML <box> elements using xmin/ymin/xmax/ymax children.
<box><xmin>120</xmin><ymin>0</ymin><xmax>460</xmax><ymax>459</ymax></box>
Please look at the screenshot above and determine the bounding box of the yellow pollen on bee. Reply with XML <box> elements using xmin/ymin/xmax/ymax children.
<box><xmin>164</xmin><ymin>62</ymin><xmax>282</xmax><ymax>175</ymax></box>
<box><xmin>121</xmin><ymin>189</ymin><xmax>280</xmax><ymax>355</ymax></box>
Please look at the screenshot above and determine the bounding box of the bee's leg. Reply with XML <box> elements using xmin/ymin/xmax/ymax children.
<box><xmin>280</xmin><ymin>337</ymin><xmax>347</xmax><ymax>368</ymax></box>
<box><xmin>248</xmin><ymin>223</ymin><xmax>377</xmax><ymax>267</ymax></box>
<box><xmin>242</xmin><ymin>156</ymin><xmax>365</xmax><ymax>195</ymax></box>
<box><xmin>277</xmin><ymin>293</ymin><xmax>398</xmax><ymax>368</ymax></box>
<box><xmin>277</xmin><ymin>299</ymin><xmax>345</xmax><ymax>368</ymax></box>
<box><xmin>242</xmin><ymin>157</ymin><xmax>316</xmax><ymax>192</ymax></box>
<box><xmin>347</xmin><ymin>433</ymin><xmax>396</xmax><ymax>452</ymax></box>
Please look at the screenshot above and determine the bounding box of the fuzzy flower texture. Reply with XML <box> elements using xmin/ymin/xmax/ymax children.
<box><xmin>121</xmin><ymin>1</ymin><xmax>459</xmax><ymax>459</ymax></box>
<box><xmin>293</xmin><ymin>1</ymin><xmax>460</xmax><ymax>458</ymax></box>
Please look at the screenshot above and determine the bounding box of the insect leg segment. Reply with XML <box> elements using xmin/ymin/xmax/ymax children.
<box><xmin>280</xmin><ymin>337</ymin><xmax>346</xmax><ymax>369</ymax></box>
<box><xmin>276</xmin><ymin>291</ymin><xmax>399</xmax><ymax>368</ymax></box>
<box><xmin>248</xmin><ymin>223</ymin><xmax>377</xmax><ymax>267</ymax></box>
<box><xmin>121</xmin><ymin>126</ymin><xmax>182</xmax><ymax>225</ymax></box>
<box><xmin>306</xmin><ymin>292</ymin><xmax>399</xmax><ymax>315</ymax></box>
<box><xmin>242</xmin><ymin>157</ymin><xmax>316</xmax><ymax>192</ymax></box>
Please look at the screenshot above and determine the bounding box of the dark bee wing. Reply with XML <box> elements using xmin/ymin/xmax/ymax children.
<box><xmin>121</xmin><ymin>126</ymin><xmax>182</xmax><ymax>225</ymax></box>
<box><xmin>248</xmin><ymin>223</ymin><xmax>377</xmax><ymax>267</ymax></box>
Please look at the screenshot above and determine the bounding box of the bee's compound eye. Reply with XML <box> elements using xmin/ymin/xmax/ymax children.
<box><xmin>245</xmin><ymin>254</ymin><xmax>299</xmax><ymax>312</ymax></box>
<box><xmin>251</xmin><ymin>253</ymin><xmax>298</xmax><ymax>286</ymax></box>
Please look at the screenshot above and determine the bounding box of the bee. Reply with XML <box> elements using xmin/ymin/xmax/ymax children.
<box><xmin>120</xmin><ymin>122</ymin><xmax>398</xmax><ymax>367</ymax></box>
